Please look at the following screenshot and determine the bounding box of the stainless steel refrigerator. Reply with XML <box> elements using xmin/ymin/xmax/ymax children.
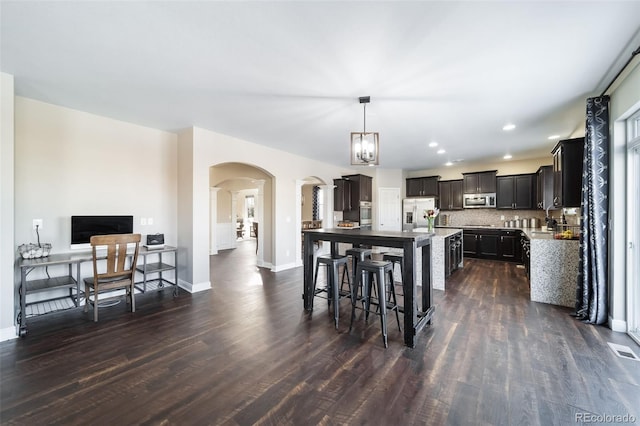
<box><xmin>402</xmin><ymin>197</ymin><xmax>436</xmax><ymax>231</ymax></box>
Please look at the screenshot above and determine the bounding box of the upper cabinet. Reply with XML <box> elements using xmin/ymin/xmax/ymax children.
<box><xmin>536</xmin><ymin>165</ymin><xmax>553</xmax><ymax>210</ymax></box>
<box><xmin>406</xmin><ymin>176</ymin><xmax>439</xmax><ymax>197</ymax></box>
<box><xmin>343</xmin><ymin>174</ymin><xmax>372</xmax><ymax>202</ymax></box>
<box><xmin>496</xmin><ymin>174</ymin><xmax>535</xmax><ymax>209</ymax></box>
<box><xmin>438</xmin><ymin>180</ymin><xmax>464</xmax><ymax>210</ymax></box>
<box><xmin>552</xmin><ymin>138</ymin><xmax>584</xmax><ymax>208</ymax></box>
<box><xmin>333</xmin><ymin>178</ymin><xmax>351</xmax><ymax>211</ymax></box>
<box><xmin>462</xmin><ymin>171</ymin><xmax>497</xmax><ymax>193</ymax></box>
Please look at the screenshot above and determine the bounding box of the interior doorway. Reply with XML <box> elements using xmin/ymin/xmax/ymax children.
<box><xmin>296</xmin><ymin>177</ymin><xmax>330</xmax><ymax>264</ymax></box>
<box><xmin>209</xmin><ymin>163</ymin><xmax>274</xmax><ymax>269</ymax></box>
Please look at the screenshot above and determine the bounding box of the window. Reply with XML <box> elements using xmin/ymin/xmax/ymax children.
<box><xmin>627</xmin><ymin>109</ymin><xmax>640</xmax><ymax>345</ymax></box>
<box><xmin>245</xmin><ymin>195</ymin><xmax>255</xmax><ymax>220</ymax></box>
<box><xmin>317</xmin><ymin>187</ymin><xmax>324</xmax><ymax>221</ymax></box>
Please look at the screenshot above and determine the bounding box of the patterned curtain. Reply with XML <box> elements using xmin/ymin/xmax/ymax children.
<box><xmin>312</xmin><ymin>186</ymin><xmax>319</xmax><ymax>221</ymax></box>
<box><xmin>575</xmin><ymin>95</ymin><xmax>610</xmax><ymax>324</ymax></box>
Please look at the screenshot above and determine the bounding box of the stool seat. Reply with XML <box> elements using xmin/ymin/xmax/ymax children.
<box><xmin>382</xmin><ymin>253</ymin><xmax>403</xmax><ymax>262</ymax></box>
<box><xmin>312</xmin><ymin>254</ymin><xmax>351</xmax><ymax>329</ymax></box>
<box><xmin>350</xmin><ymin>259</ymin><xmax>401</xmax><ymax>348</ymax></box>
<box><xmin>346</xmin><ymin>247</ymin><xmax>372</xmax><ymax>257</ymax></box>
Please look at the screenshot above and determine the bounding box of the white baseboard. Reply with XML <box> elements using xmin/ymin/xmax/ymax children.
<box><xmin>272</xmin><ymin>262</ymin><xmax>298</xmax><ymax>272</ymax></box>
<box><xmin>609</xmin><ymin>315</ymin><xmax>627</xmax><ymax>333</ymax></box>
<box><xmin>257</xmin><ymin>260</ymin><xmax>273</xmax><ymax>269</ymax></box>
<box><xmin>0</xmin><ymin>325</ymin><xmax>18</xmax><ymax>342</ymax></box>
<box><xmin>178</xmin><ymin>279</ymin><xmax>211</xmax><ymax>293</ymax></box>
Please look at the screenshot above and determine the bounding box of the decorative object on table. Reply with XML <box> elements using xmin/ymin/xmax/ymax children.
<box><xmin>350</xmin><ymin>96</ymin><xmax>379</xmax><ymax>166</ymax></box>
<box><xmin>423</xmin><ymin>208</ymin><xmax>440</xmax><ymax>232</ymax></box>
<box><xmin>145</xmin><ymin>233</ymin><xmax>165</xmax><ymax>249</ymax></box>
<box><xmin>18</xmin><ymin>224</ymin><xmax>51</xmax><ymax>259</ymax></box>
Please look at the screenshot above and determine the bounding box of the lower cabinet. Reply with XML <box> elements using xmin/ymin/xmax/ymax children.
<box><xmin>521</xmin><ymin>232</ymin><xmax>531</xmax><ymax>279</ymax></box>
<box><xmin>462</xmin><ymin>228</ymin><xmax>521</xmax><ymax>262</ymax></box>
<box><xmin>445</xmin><ymin>231</ymin><xmax>463</xmax><ymax>277</ymax></box>
<box><xmin>499</xmin><ymin>230</ymin><xmax>521</xmax><ymax>262</ymax></box>
<box><xmin>463</xmin><ymin>229</ymin><xmax>499</xmax><ymax>260</ymax></box>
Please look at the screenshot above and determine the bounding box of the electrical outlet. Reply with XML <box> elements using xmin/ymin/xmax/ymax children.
<box><xmin>148</xmin><ymin>217</ymin><xmax>154</xmax><ymax>225</ymax></box>
<box><xmin>514</xmin><ymin>215</ymin><xmax>519</xmax><ymax>220</ymax></box>
<box><xmin>500</xmin><ymin>215</ymin><xmax>505</xmax><ymax>220</ymax></box>
<box><xmin>33</xmin><ymin>219</ymin><xmax>43</xmax><ymax>230</ymax></box>
<box><xmin>141</xmin><ymin>217</ymin><xmax>147</xmax><ymax>226</ymax></box>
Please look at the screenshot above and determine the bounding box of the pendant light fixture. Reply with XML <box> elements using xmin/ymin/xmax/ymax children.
<box><xmin>351</xmin><ymin>96</ymin><xmax>379</xmax><ymax>166</ymax></box>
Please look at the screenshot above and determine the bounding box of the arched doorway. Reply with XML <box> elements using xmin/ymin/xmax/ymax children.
<box><xmin>210</xmin><ymin>162</ymin><xmax>274</xmax><ymax>269</ymax></box>
<box><xmin>295</xmin><ymin>176</ymin><xmax>331</xmax><ymax>264</ymax></box>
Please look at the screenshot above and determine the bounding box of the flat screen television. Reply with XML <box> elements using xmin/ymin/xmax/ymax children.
<box><xmin>71</xmin><ymin>215</ymin><xmax>134</xmax><ymax>249</ymax></box>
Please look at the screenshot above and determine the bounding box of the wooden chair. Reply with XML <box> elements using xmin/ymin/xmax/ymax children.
<box><xmin>84</xmin><ymin>233</ymin><xmax>141</xmax><ymax>322</ymax></box>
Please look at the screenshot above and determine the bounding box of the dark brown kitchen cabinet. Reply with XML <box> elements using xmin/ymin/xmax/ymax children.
<box><xmin>463</xmin><ymin>229</ymin><xmax>499</xmax><ymax>260</ymax></box>
<box><xmin>499</xmin><ymin>230</ymin><xmax>520</xmax><ymax>262</ymax></box>
<box><xmin>552</xmin><ymin>137</ymin><xmax>584</xmax><ymax>208</ymax></box>
<box><xmin>462</xmin><ymin>171</ymin><xmax>497</xmax><ymax>193</ymax></box>
<box><xmin>463</xmin><ymin>230</ymin><xmax>479</xmax><ymax>257</ymax></box>
<box><xmin>406</xmin><ymin>176</ymin><xmax>439</xmax><ymax>197</ymax></box>
<box><xmin>343</xmin><ymin>174</ymin><xmax>373</xmax><ymax>202</ymax></box>
<box><xmin>333</xmin><ymin>178</ymin><xmax>351</xmax><ymax>211</ymax></box>
<box><xmin>438</xmin><ymin>180</ymin><xmax>463</xmax><ymax>210</ymax></box>
<box><xmin>496</xmin><ymin>174</ymin><xmax>535</xmax><ymax>209</ymax></box>
<box><xmin>536</xmin><ymin>165</ymin><xmax>554</xmax><ymax>210</ymax></box>
<box><xmin>445</xmin><ymin>231</ymin><xmax>463</xmax><ymax>277</ymax></box>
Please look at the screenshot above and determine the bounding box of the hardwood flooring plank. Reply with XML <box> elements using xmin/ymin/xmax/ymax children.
<box><xmin>2</xmin><ymin>242</ymin><xmax>639</xmax><ymax>425</ymax></box>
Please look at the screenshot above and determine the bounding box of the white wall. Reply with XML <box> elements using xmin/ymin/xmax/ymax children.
<box><xmin>1</xmin><ymin>73</ymin><xmax>15</xmax><ymax>339</ymax></box>
<box><xmin>609</xmin><ymin>58</ymin><xmax>640</xmax><ymax>332</ymax></box>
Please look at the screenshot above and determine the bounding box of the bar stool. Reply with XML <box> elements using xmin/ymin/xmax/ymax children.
<box><xmin>345</xmin><ymin>247</ymin><xmax>372</xmax><ymax>298</ymax></box>
<box><xmin>382</xmin><ymin>252</ymin><xmax>403</xmax><ymax>302</ymax></box>
<box><xmin>349</xmin><ymin>259</ymin><xmax>401</xmax><ymax>348</ymax></box>
<box><xmin>312</xmin><ymin>254</ymin><xmax>352</xmax><ymax>329</ymax></box>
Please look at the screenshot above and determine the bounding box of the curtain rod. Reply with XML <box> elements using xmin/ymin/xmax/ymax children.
<box><xmin>600</xmin><ymin>45</ymin><xmax>640</xmax><ymax>97</ymax></box>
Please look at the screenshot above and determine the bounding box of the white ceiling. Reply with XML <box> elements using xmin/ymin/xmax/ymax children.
<box><xmin>2</xmin><ymin>1</ymin><xmax>639</xmax><ymax>170</ymax></box>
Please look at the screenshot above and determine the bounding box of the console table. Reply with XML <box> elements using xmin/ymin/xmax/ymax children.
<box><xmin>16</xmin><ymin>246</ymin><xmax>178</xmax><ymax>337</ymax></box>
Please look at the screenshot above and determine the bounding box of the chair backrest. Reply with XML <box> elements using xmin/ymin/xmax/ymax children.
<box><xmin>90</xmin><ymin>233</ymin><xmax>141</xmax><ymax>282</ymax></box>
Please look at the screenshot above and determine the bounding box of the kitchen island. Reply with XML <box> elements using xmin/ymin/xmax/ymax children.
<box><xmin>414</xmin><ymin>227</ymin><xmax>463</xmax><ymax>290</ymax></box>
<box><xmin>521</xmin><ymin>228</ymin><xmax>579</xmax><ymax>308</ymax></box>
<box><xmin>302</xmin><ymin>228</ymin><xmax>434</xmax><ymax>348</ymax></box>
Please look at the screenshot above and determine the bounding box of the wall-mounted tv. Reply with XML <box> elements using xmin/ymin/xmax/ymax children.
<box><xmin>71</xmin><ymin>215</ymin><xmax>134</xmax><ymax>248</ymax></box>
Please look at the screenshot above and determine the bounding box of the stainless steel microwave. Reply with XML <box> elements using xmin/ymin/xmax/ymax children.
<box><xmin>463</xmin><ymin>193</ymin><xmax>496</xmax><ymax>208</ymax></box>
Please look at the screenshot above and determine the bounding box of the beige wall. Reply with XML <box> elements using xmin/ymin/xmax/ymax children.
<box><xmin>13</xmin><ymin>97</ymin><xmax>179</xmax><ymax>284</ymax></box>
<box><xmin>1</xmin><ymin>73</ymin><xmax>15</xmax><ymax>338</ymax></box>
<box><xmin>407</xmin><ymin>156</ymin><xmax>552</xmax><ymax>181</ymax></box>
<box><xmin>301</xmin><ymin>184</ymin><xmax>314</xmax><ymax>221</ymax></box>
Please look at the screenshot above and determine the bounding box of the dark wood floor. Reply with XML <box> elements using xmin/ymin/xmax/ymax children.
<box><xmin>2</xmin><ymin>240</ymin><xmax>639</xmax><ymax>425</ymax></box>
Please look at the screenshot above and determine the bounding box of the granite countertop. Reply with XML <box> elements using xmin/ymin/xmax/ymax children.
<box><xmin>436</xmin><ymin>225</ymin><xmax>576</xmax><ymax>241</ymax></box>
<box><xmin>414</xmin><ymin>227</ymin><xmax>463</xmax><ymax>238</ymax></box>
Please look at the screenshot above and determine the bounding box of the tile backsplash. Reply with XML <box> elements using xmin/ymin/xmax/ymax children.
<box><xmin>438</xmin><ymin>209</ymin><xmax>548</xmax><ymax>227</ymax></box>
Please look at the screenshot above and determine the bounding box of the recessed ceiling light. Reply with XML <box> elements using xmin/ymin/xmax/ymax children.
<box><xmin>503</xmin><ymin>154</ymin><xmax>512</xmax><ymax>160</ymax></box>
<box><xmin>503</xmin><ymin>123</ymin><xmax>516</xmax><ymax>131</ymax></box>
<box><xmin>428</xmin><ymin>141</ymin><xmax>438</xmax><ymax>148</ymax></box>
<box><xmin>445</xmin><ymin>161</ymin><xmax>453</xmax><ymax>166</ymax></box>
<box><xmin>437</xmin><ymin>149</ymin><xmax>446</xmax><ymax>154</ymax></box>
<box><xmin>548</xmin><ymin>135</ymin><xmax>560</xmax><ymax>140</ymax></box>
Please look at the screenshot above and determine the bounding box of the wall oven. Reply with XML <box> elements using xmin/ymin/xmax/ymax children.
<box><xmin>359</xmin><ymin>201</ymin><xmax>372</xmax><ymax>227</ymax></box>
<box><xmin>463</xmin><ymin>193</ymin><xmax>496</xmax><ymax>209</ymax></box>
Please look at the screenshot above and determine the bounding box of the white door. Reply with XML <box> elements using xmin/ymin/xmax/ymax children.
<box><xmin>378</xmin><ymin>188</ymin><xmax>401</xmax><ymax>231</ymax></box>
